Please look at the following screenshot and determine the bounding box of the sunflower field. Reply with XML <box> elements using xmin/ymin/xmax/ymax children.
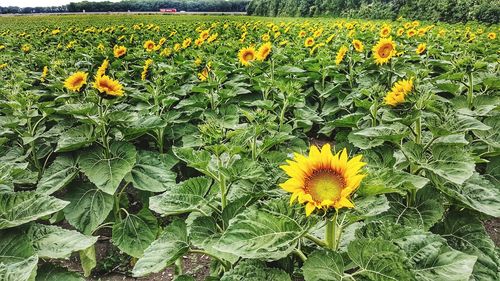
<box><xmin>0</xmin><ymin>14</ymin><xmax>499</xmax><ymax>281</ymax></box>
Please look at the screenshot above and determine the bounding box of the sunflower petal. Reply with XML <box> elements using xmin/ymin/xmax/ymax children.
<box><xmin>305</xmin><ymin>202</ymin><xmax>316</xmax><ymax>216</ymax></box>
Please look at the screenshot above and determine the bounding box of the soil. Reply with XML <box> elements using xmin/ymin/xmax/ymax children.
<box><xmin>484</xmin><ymin>217</ymin><xmax>500</xmax><ymax>247</ymax></box>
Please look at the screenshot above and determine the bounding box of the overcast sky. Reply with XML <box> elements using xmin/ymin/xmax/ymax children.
<box><xmin>0</xmin><ymin>0</ymin><xmax>120</xmax><ymax>7</ymax></box>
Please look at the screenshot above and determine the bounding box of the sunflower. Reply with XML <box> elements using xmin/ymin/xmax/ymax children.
<box><xmin>261</xmin><ymin>33</ymin><xmax>270</xmax><ymax>42</ymax></box>
<box><xmin>64</xmin><ymin>71</ymin><xmax>88</xmax><ymax>92</ymax></box>
<box><xmin>279</xmin><ymin>144</ymin><xmax>366</xmax><ymax>216</ymax></box>
<box><xmin>384</xmin><ymin>78</ymin><xmax>413</xmax><ymax>106</ymax></box>
<box><xmin>304</xmin><ymin>37</ymin><xmax>314</xmax><ymax>47</ymax></box>
<box><xmin>380</xmin><ymin>25</ymin><xmax>391</xmax><ymax>37</ymax></box>
<box><xmin>182</xmin><ymin>38</ymin><xmax>192</xmax><ymax>49</ymax></box>
<box><xmin>197</xmin><ymin>66</ymin><xmax>210</xmax><ymax>81</ymax></box>
<box><xmin>96</xmin><ymin>59</ymin><xmax>109</xmax><ymax>77</ymax></box>
<box><xmin>199</xmin><ymin>30</ymin><xmax>210</xmax><ymax>40</ymax></box>
<box><xmin>159</xmin><ymin>37</ymin><xmax>167</xmax><ymax>46</ymax></box>
<box><xmin>397</xmin><ymin>28</ymin><xmax>404</xmax><ymax>36</ymax></box>
<box><xmin>0</xmin><ymin>63</ymin><xmax>7</xmax><ymax>70</ymax></box>
<box><xmin>335</xmin><ymin>46</ymin><xmax>348</xmax><ymax>65</ymax></box>
<box><xmin>143</xmin><ymin>40</ymin><xmax>156</xmax><ymax>52</ymax></box>
<box><xmin>40</xmin><ymin>66</ymin><xmax>48</xmax><ymax>82</ymax></box>
<box><xmin>372</xmin><ymin>37</ymin><xmax>396</xmax><ymax>65</ymax></box>
<box><xmin>256</xmin><ymin>42</ymin><xmax>272</xmax><ymax>61</ymax></box>
<box><xmin>298</xmin><ymin>30</ymin><xmax>307</xmax><ymax>38</ymax></box>
<box><xmin>93</xmin><ymin>75</ymin><xmax>124</xmax><ymax>98</ymax></box>
<box><xmin>416</xmin><ymin>43</ymin><xmax>426</xmax><ymax>55</ymax></box>
<box><xmin>141</xmin><ymin>59</ymin><xmax>153</xmax><ymax>81</ymax></box>
<box><xmin>352</xmin><ymin>39</ymin><xmax>364</xmax><ymax>52</ymax></box>
<box><xmin>207</xmin><ymin>33</ymin><xmax>218</xmax><ymax>43</ymax></box>
<box><xmin>113</xmin><ymin>45</ymin><xmax>127</xmax><ymax>58</ymax></box>
<box><xmin>407</xmin><ymin>29</ymin><xmax>417</xmax><ymax>38</ymax></box>
<box><xmin>238</xmin><ymin>46</ymin><xmax>256</xmax><ymax>66</ymax></box>
<box><xmin>194</xmin><ymin>38</ymin><xmax>204</xmax><ymax>47</ymax></box>
<box><xmin>487</xmin><ymin>32</ymin><xmax>496</xmax><ymax>40</ymax></box>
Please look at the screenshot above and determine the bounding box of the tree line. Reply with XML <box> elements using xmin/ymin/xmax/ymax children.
<box><xmin>0</xmin><ymin>0</ymin><xmax>250</xmax><ymax>14</ymax></box>
<box><xmin>247</xmin><ymin>0</ymin><xmax>499</xmax><ymax>23</ymax></box>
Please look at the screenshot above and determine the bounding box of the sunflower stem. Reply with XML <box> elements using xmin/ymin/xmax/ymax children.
<box><xmin>293</xmin><ymin>248</ymin><xmax>307</xmax><ymax>262</ymax></box>
<box><xmin>467</xmin><ymin>72</ymin><xmax>474</xmax><ymax>109</ymax></box>
<box><xmin>415</xmin><ymin>115</ymin><xmax>422</xmax><ymax>145</ymax></box>
<box><xmin>304</xmin><ymin>233</ymin><xmax>327</xmax><ymax>248</ymax></box>
<box><xmin>325</xmin><ymin>211</ymin><xmax>338</xmax><ymax>250</ymax></box>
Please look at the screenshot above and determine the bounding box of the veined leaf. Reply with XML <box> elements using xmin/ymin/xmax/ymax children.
<box><xmin>112</xmin><ymin>208</ymin><xmax>158</xmax><ymax>258</ymax></box>
<box><xmin>79</xmin><ymin>245</ymin><xmax>96</xmax><ymax>277</ymax></box>
<box><xmin>125</xmin><ymin>150</ymin><xmax>177</xmax><ymax>192</ymax></box>
<box><xmin>423</xmin><ymin>144</ymin><xmax>475</xmax><ymax>185</ymax></box>
<box><xmin>79</xmin><ymin>141</ymin><xmax>137</xmax><ymax>195</ymax></box>
<box><xmin>413</xmin><ymin>246</ymin><xmax>477</xmax><ymax>281</ymax></box>
<box><xmin>302</xmin><ymin>250</ymin><xmax>344</xmax><ymax>281</ymax></box>
<box><xmin>37</xmin><ymin>155</ymin><xmax>79</xmax><ymax>195</ymax></box>
<box><xmin>0</xmin><ymin>191</ymin><xmax>68</xmax><ymax>229</ymax></box>
<box><xmin>55</xmin><ymin>124</ymin><xmax>95</xmax><ymax>152</ymax></box>
<box><xmin>0</xmin><ymin>228</ymin><xmax>37</xmax><ymax>281</ymax></box>
<box><xmin>28</xmin><ymin>223</ymin><xmax>97</xmax><ymax>259</ymax></box>
<box><xmin>149</xmin><ymin>177</ymin><xmax>212</xmax><ymax>216</ymax></box>
<box><xmin>132</xmin><ymin>220</ymin><xmax>189</xmax><ymax>277</ymax></box>
<box><xmin>62</xmin><ymin>182</ymin><xmax>114</xmax><ymax>235</ymax></box>
<box><xmin>35</xmin><ymin>264</ymin><xmax>84</xmax><ymax>281</ymax></box>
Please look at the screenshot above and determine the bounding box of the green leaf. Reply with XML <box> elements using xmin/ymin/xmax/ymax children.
<box><xmin>214</xmin><ymin>204</ymin><xmax>305</xmax><ymax>260</ymax></box>
<box><xmin>347</xmin><ymin>238</ymin><xmax>413</xmax><ymax>281</ymax></box>
<box><xmin>0</xmin><ymin>191</ymin><xmax>69</xmax><ymax>229</ymax></box>
<box><xmin>125</xmin><ymin>150</ymin><xmax>177</xmax><ymax>192</ymax></box>
<box><xmin>149</xmin><ymin>177</ymin><xmax>212</xmax><ymax>216</ymax></box>
<box><xmin>35</xmin><ymin>264</ymin><xmax>84</xmax><ymax>281</ymax></box>
<box><xmin>132</xmin><ymin>220</ymin><xmax>189</xmax><ymax>277</ymax></box>
<box><xmin>172</xmin><ymin>147</ymin><xmax>211</xmax><ymax>174</ymax></box>
<box><xmin>189</xmin><ymin>216</ymin><xmax>238</xmax><ymax>263</ymax></box>
<box><xmin>37</xmin><ymin>155</ymin><xmax>79</xmax><ymax>195</ymax></box>
<box><xmin>433</xmin><ymin>173</ymin><xmax>500</xmax><ymax>217</ymax></box>
<box><xmin>220</xmin><ymin>260</ymin><xmax>291</xmax><ymax>281</ymax></box>
<box><xmin>433</xmin><ymin>211</ymin><xmax>500</xmax><ymax>281</ymax></box>
<box><xmin>422</xmin><ymin>144</ymin><xmax>475</xmax><ymax>185</ymax></box>
<box><xmin>56</xmin><ymin>124</ymin><xmax>95</xmax><ymax>152</ymax></box>
<box><xmin>376</xmin><ymin>188</ymin><xmax>444</xmax><ymax>230</ymax></box>
<box><xmin>302</xmin><ymin>250</ymin><xmax>344</xmax><ymax>281</ymax></box>
<box><xmin>79</xmin><ymin>245</ymin><xmax>96</xmax><ymax>278</ymax></box>
<box><xmin>79</xmin><ymin>141</ymin><xmax>137</xmax><ymax>195</ymax></box>
<box><xmin>28</xmin><ymin>223</ymin><xmax>97</xmax><ymax>259</ymax></box>
<box><xmin>345</xmin><ymin>195</ymin><xmax>390</xmax><ymax>222</ymax></box>
<box><xmin>112</xmin><ymin>208</ymin><xmax>158</xmax><ymax>258</ymax></box>
<box><xmin>413</xmin><ymin>246</ymin><xmax>477</xmax><ymax>281</ymax></box>
<box><xmin>62</xmin><ymin>182</ymin><xmax>114</xmax><ymax>235</ymax></box>
<box><xmin>359</xmin><ymin>168</ymin><xmax>428</xmax><ymax>196</ymax></box>
<box><xmin>0</xmin><ymin>228</ymin><xmax>37</xmax><ymax>281</ymax></box>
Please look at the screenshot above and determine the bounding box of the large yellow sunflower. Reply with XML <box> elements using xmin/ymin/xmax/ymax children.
<box><xmin>304</xmin><ymin>37</ymin><xmax>315</xmax><ymax>47</ymax></box>
<box><xmin>256</xmin><ymin>42</ymin><xmax>272</xmax><ymax>61</ymax></box>
<box><xmin>113</xmin><ymin>45</ymin><xmax>127</xmax><ymax>58</ymax></box>
<box><xmin>416</xmin><ymin>43</ymin><xmax>426</xmax><ymax>55</ymax></box>
<box><xmin>335</xmin><ymin>46</ymin><xmax>348</xmax><ymax>65</ymax></box>
<box><xmin>372</xmin><ymin>37</ymin><xmax>396</xmax><ymax>65</ymax></box>
<box><xmin>143</xmin><ymin>40</ymin><xmax>156</xmax><ymax>52</ymax></box>
<box><xmin>384</xmin><ymin>78</ymin><xmax>413</xmax><ymax>106</ymax></box>
<box><xmin>93</xmin><ymin>75</ymin><xmax>124</xmax><ymax>98</ymax></box>
<box><xmin>279</xmin><ymin>144</ymin><xmax>366</xmax><ymax>216</ymax></box>
<box><xmin>238</xmin><ymin>46</ymin><xmax>256</xmax><ymax>66</ymax></box>
<box><xmin>64</xmin><ymin>71</ymin><xmax>88</xmax><ymax>92</ymax></box>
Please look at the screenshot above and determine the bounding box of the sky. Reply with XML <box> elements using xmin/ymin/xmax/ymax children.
<box><xmin>0</xmin><ymin>0</ymin><xmax>120</xmax><ymax>7</ymax></box>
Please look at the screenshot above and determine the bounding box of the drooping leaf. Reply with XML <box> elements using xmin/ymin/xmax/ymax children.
<box><xmin>302</xmin><ymin>250</ymin><xmax>344</xmax><ymax>281</ymax></box>
<box><xmin>79</xmin><ymin>141</ymin><xmax>137</xmax><ymax>195</ymax></box>
<box><xmin>220</xmin><ymin>260</ymin><xmax>291</xmax><ymax>281</ymax></box>
<box><xmin>37</xmin><ymin>155</ymin><xmax>79</xmax><ymax>195</ymax></box>
<box><xmin>0</xmin><ymin>256</ymin><xmax>38</xmax><ymax>281</ymax></box>
<box><xmin>149</xmin><ymin>177</ymin><xmax>212</xmax><ymax>216</ymax></box>
<box><xmin>0</xmin><ymin>191</ymin><xmax>69</xmax><ymax>229</ymax></box>
<box><xmin>55</xmin><ymin>124</ymin><xmax>95</xmax><ymax>152</ymax></box>
<box><xmin>62</xmin><ymin>182</ymin><xmax>114</xmax><ymax>235</ymax></box>
<box><xmin>112</xmin><ymin>208</ymin><xmax>158</xmax><ymax>258</ymax></box>
<box><xmin>28</xmin><ymin>223</ymin><xmax>97</xmax><ymax>259</ymax></box>
<box><xmin>132</xmin><ymin>220</ymin><xmax>189</xmax><ymax>277</ymax></box>
<box><xmin>433</xmin><ymin>211</ymin><xmax>500</xmax><ymax>281</ymax></box>
<box><xmin>124</xmin><ymin>150</ymin><xmax>177</xmax><ymax>192</ymax></box>
<box><xmin>79</xmin><ymin>245</ymin><xmax>96</xmax><ymax>278</ymax></box>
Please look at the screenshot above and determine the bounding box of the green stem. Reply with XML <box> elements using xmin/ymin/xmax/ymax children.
<box><xmin>304</xmin><ymin>233</ymin><xmax>327</xmax><ymax>248</ymax></box>
<box><xmin>157</xmin><ymin>128</ymin><xmax>164</xmax><ymax>153</ymax></box>
<box><xmin>174</xmin><ymin>257</ymin><xmax>183</xmax><ymax>275</ymax></box>
<box><xmin>293</xmin><ymin>248</ymin><xmax>307</xmax><ymax>262</ymax></box>
<box><xmin>415</xmin><ymin>116</ymin><xmax>422</xmax><ymax>145</ymax></box>
<box><xmin>98</xmin><ymin>97</ymin><xmax>110</xmax><ymax>158</ymax></box>
<box><xmin>325</xmin><ymin>212</ymin><xmax>338</xmax><ymax>250</ymax></box>
<box><xmin>467</xmin><ymin>72</ymin><xmax>474</xmax><ymax>109</ymax></box>
<box><xmin>189</xmin><ymin>249</ymin><xmax>230</xmax><ymax>270</ymax></box>
<box><xmin>279</xmin><ymin>100</ymin><xmax>288</xmax><ymax>131</ymax></box>
<box><xmin>220</xmin><ymin>177</ymin><xmax>227</xmax><ymax>210</ymax></box>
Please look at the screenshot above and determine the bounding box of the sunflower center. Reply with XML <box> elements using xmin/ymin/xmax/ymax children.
<box><xmin>72</xmin><ymin>76</ymin><xmax>83</xmax><ymax>86</ymax></box>
<box><xmin>378</xmin><ymin>44</ymin><xmax>393</xmax><ymax>58</ymax></box>
<box><xmin>304</xmin><ymin>169</ymin><xmax>345</xmax><ymax>203</ymax></box>
<box><xmin>244</xmin><ymin>52</ymin><xmax>254</xmax><ymax>61</ymax></box>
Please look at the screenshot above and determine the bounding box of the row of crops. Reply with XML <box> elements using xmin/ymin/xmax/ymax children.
<box><xmin>0</xmin><ymin>15</ymin><xmax>499</xmax><ymax>281</ymax></box>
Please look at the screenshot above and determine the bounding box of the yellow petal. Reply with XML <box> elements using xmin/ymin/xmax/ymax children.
<box><xmin>338</xmin><ymin>148</ymin><xmax>348</xmax><ymax>172</ymax></box>
<box><xmin>337</xmin><ymin>197</ymin><xmax>354</xmax><ymax>209</ymax></box>
<box><xmin>280</xmin><ymin>164</ymin><xmax>304</xmax><ymax>179</ymax></box>
<box><xmin>290</xmin><ymin>191</ymin><xmax>301</xmax><ymax>205</ymax></box>
<box><xmin>305</xmin><ymin>202</ymin><xmax>316</xmax><ymax>216</ymax></box>
<box><xmin>320</xmin><ymin>143</ymin><xmax>334</xmax><ymax>169</ymax></box>
<box><xmin>279</xmin><ymin>178</ymin><xmax>303</xmax><ymax>193</ymax></box>
<box><xmin>345</xmin><ymin>174</ymin><xmax>366</xmax><ymax>191</ymax></box>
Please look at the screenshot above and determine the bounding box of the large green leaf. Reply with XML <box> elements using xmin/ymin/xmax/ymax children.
<box><xmin>62</xmin><ymin>182</ymin><xmax>114</xmax><ymax>235</ymax></box>
<box><xmin>55</xmin><ymin>124</ymin><xmax>95</xmax><ymax>152</ymax></box>
<box><xmin>124</xmin><ymin>150</ymin><xmax>177</xmax><ymax>192</ymax></box>
<box><xmin>149</xmin><ymin>177</ymin><xmax>212</xmax><ymax>216</ymax></box>
<box><xmin>433</xmin><ymin>173</ymin><xmax>500</xmax><ymax>217</ymax></box>
<box><xmin>132</xmin><ymin>220</ymin><xmax>189</xmax><ymax>277</ymax></box>
<box><xmin>376</xmin><ymin>188</ymin><xmax>444</xmax><ymax>230</ymax></box>
<box><xmin>35</xmin><ymin>264</ymin><xmax>84</xmax><ymax>281</ymax></box>
<box><xmin>220</xmin><ymin>260</ymin><xmax>291</xmax><ymax>281</ymax></box>
<box><xmin>37</xmin><ymin>155</ymin><xmax>79</xmax><ymax>195</ymax></box>
<box><xmin>413</xmin><ymin>246</ymin><xmax>477</xmax><ymax>281</ymax></box>
<box><xmin>79</xmin><ymin>141</ymin><xmax>137</xmax><ymax>195</ymax></box>
<box><xmin>433</xmin><ymin>211</ymin><xmax>500</xmax><ymax>281</ymax></box>
<box><xmin>214</xmin><ymin>204</ymin><xmax>305</xmax><ymax>260</ymax></box>
<box><xmin>112</xmin><ymin>208</ymin><xmax>158</xmax><ymax>258</ymax></box>
<box><xmin>79</xmin><ymin>245</ymin><xmax>96</xmax><ymax>277</ymax></box>
<box><xmin>359</xmin><ymin>168</ymin><xmax>428</xmax><ymax>196</ymax></box>
<box><xmin>28</xmin><ymin>223</ymin><xmax>97</xmax><ymax>259</ymax></box>
<box><xmin>0</xmin><ymin>191</ymin><xmax>68</xmax><ymax>229</ymax></box>
<box><xmin>302</xmin><ymin>250</ymin><xmax>344</xmax><ymax>281</ymax></box>
<box><xmin>423</xmin><ymin>144</ymin><xmax>475</xmax><ymax>185</ymax></box>
<box><xmin>189</xmin><ymin>216</ymin><xmax>238</xmax><ymax>263</ymax></box>
<box><xmin>0</xmin><ymin>228</ymin><xmax>37</xmax><ymax>281</ymax></box>
<box><xmin>347</xmin><ymin>238</ymin><xmax>413</xmax><ymax>281</ymax></box>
